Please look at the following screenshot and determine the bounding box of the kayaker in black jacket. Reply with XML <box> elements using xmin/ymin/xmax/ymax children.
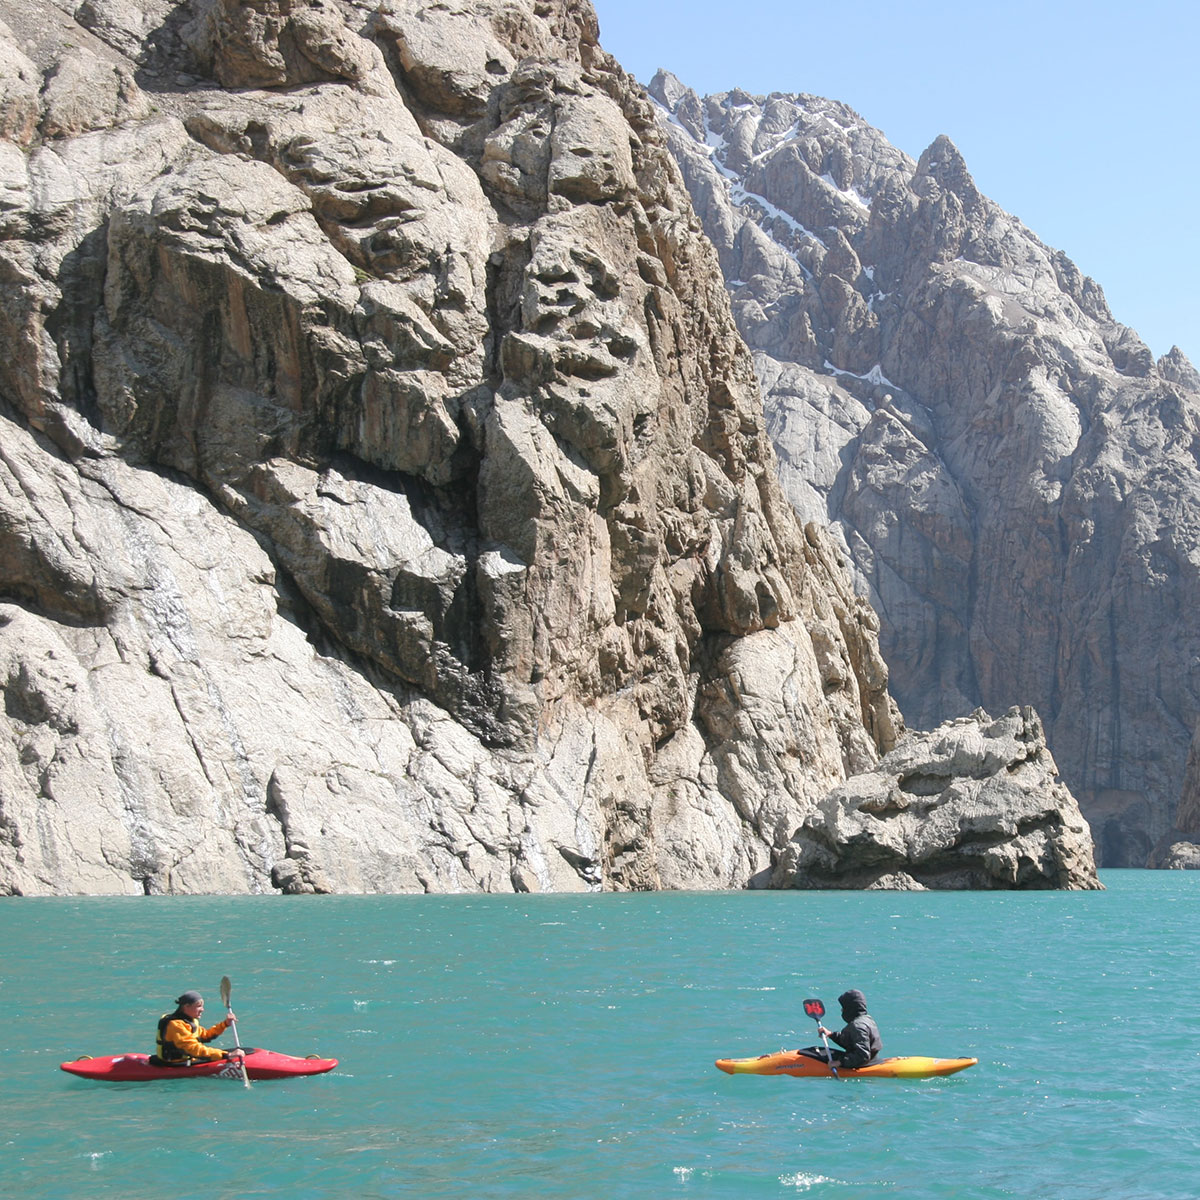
<box><xmin>818</xmin><ymin>989</ymin><xmax>882</xmax><ymax>1069</ymax></box>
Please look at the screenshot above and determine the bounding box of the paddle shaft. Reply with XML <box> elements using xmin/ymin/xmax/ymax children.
<box><xmin>220</xmin><ymin>975</ymin><xmax>250</xmax><ymax>1088</ymax></box>
<box><xmin>817</xmin><ymin>1024</ymin><xmax>839</xmax><ymax>1078</ymax></box>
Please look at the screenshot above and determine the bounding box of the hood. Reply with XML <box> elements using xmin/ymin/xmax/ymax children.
<box><xmin>838</xmin><ymin>989</ymin><xmax>868</xmax><ymax>1020</ymax></box>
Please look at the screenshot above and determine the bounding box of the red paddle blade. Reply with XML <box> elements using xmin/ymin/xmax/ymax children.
<box><xmin>803</xmin><ymin>998</ymin><xmax>825</xmax><ymax>1019</ymax></box>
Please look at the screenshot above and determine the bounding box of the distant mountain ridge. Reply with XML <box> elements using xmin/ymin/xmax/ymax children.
<box><xmin>651</xmin><ymin>68</ymin><xmax>1200</xmax><ymax>865</ymax></box>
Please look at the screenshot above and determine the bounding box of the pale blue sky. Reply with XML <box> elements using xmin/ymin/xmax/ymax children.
<box><xmin>592</xmin><ymin>0</ymin><xmax>1198</xmax><ymax>366</ymax></box>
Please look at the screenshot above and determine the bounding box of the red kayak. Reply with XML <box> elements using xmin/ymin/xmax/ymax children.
<box><xmin>60</xmin><ymin>1049</ymin><xmax>338</xmax><ymax>1082</ymax></box>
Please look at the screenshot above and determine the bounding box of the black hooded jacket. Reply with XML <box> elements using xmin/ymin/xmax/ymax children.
<box><xmin>827</xmin><ymin>990</ymin><xmax>882</xmax><ymax>1068</ymax></box>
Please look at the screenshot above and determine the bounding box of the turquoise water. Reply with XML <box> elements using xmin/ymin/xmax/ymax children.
<box><xmin>2</xmin><ymin>871</ymin><xmax>1198</xmax><ymax>1199</ymax></box>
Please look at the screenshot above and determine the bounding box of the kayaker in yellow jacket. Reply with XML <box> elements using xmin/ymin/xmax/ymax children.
<box><xmin>153</xmin><ymin>990</ymin><xmax>243</xmax><ymax>1066</ymax></box>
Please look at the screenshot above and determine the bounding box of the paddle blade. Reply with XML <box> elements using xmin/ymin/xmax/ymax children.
<box><xmin>803</xmin><ymin>998</ymin><xmax>825</xmax><ymax>1020</ymax></box>
<box><xmin>220</xmin><ymin>975</ymin><xmax>232</xmax><ymax>1009</ymax></box>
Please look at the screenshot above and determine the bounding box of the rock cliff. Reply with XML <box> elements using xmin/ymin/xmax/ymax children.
<box><xmin>651</xmin><ymin>71</ymin><xmax>1200</xmax><ymax>866</ymax></box>
<box><xmin>0</xmin><ymin>0</ymin><xmax>922</xmax><ymax>894</ymax></box>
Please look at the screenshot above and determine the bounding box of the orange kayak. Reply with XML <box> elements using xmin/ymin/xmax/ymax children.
<box><xmin>715</xmin><ymin>1050</ymin><xmax>977</xmax><ymax>1079</ymax></box>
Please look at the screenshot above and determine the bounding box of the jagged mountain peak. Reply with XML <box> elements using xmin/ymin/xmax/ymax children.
<box><xmin>1159</xmin><ymin>346</ymin><xmax>1200</xmax><ymax>391</ymax></box>
<box><xmin>648</xmin><ymin>67</ymin><xmax>692</xmax><ymax>110</ymax></box>
<box><xmin>650</xmin><ymin>71</ymin><xmax>900</xmax><ymax>181</ymax></box>
<box><xmin>912</xmin><ymin>133</ymin><xmax>982</xmax><ymax>209</ymax></box>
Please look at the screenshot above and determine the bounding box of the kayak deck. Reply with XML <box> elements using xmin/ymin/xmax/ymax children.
<box><xmin>60</xmin><ymin>1049</ymin><xmax>338</xmax><ymax>1082</ymax></box>
<box><xmin>716</xmin><ymin>1050</ymin><xmax>977</xmax><ymax>1079</ymax></box>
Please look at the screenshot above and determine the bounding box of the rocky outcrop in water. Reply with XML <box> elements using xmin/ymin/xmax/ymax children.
<box><xmin>0</xmin><ymin>0</ymin><xmax>928</xmax><ymax>895</ymax></box>
<box><xmin>651</xmin><ymin>70</ymin><xmax>1200</xmax><ymax>867</ymax></box>
<box><xmin>774</xmin><ymin>707</ymin><xmax>1101</xmax><ymax>890</ymax></box>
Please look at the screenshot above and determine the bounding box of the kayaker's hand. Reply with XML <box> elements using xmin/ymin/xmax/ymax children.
<box><xmin>227</xmin><ymin>1049</ymin><xmax>245</xmax><ymax>1063</ymax></box>
<box><xmin>226</xmin><ymin>1012</ymin><xmax>237</xmax><ymax>1024</ymax></box>
<box><xmin>817</xmin><ymin>1025</ymin><xmax>830</xmax><ymax>1036</ymax></box>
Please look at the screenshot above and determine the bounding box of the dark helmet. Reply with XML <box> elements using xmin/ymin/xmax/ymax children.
<box><xmin>175</xmin><ymin>990</ymin><xmax>203</xmax><ymax>1006</ymax></box>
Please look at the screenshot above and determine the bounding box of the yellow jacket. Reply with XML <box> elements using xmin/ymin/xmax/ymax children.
<box><xmin>157</xmin><ymin>1015</ymin><xmax>231</xmax><ymax>1063</ymax></box>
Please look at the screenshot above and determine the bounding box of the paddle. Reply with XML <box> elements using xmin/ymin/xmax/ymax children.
<box><xmin>220</xmin><ymin>975</ymin><xmax>251</xmax><ymax>1089</ymax></box>
<box><xmin>803</xmin><ymin>998</ymin><xmax>838</xmax><ymax>1078</ymax></box>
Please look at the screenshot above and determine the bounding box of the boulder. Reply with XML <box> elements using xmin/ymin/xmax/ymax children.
<box><xmin>774</xmin><ymin>707</ymin><xmax>1102</xmax><ymax>890</ymax></box>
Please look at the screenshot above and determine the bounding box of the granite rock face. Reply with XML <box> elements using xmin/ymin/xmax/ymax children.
<box><xmin>774</xmin><ymin>707</ymin><xmax>1101</xmax><ymax>890</ymax></box>
<box><xmin>0</xmin><ymin>0</ymin><xmax>922</xmax><ymax>894</ymax></box>
<box><xmin>652</xmin><ymin>71</ymin><xmax>1200</xmax><ymax>866</ymax></box>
